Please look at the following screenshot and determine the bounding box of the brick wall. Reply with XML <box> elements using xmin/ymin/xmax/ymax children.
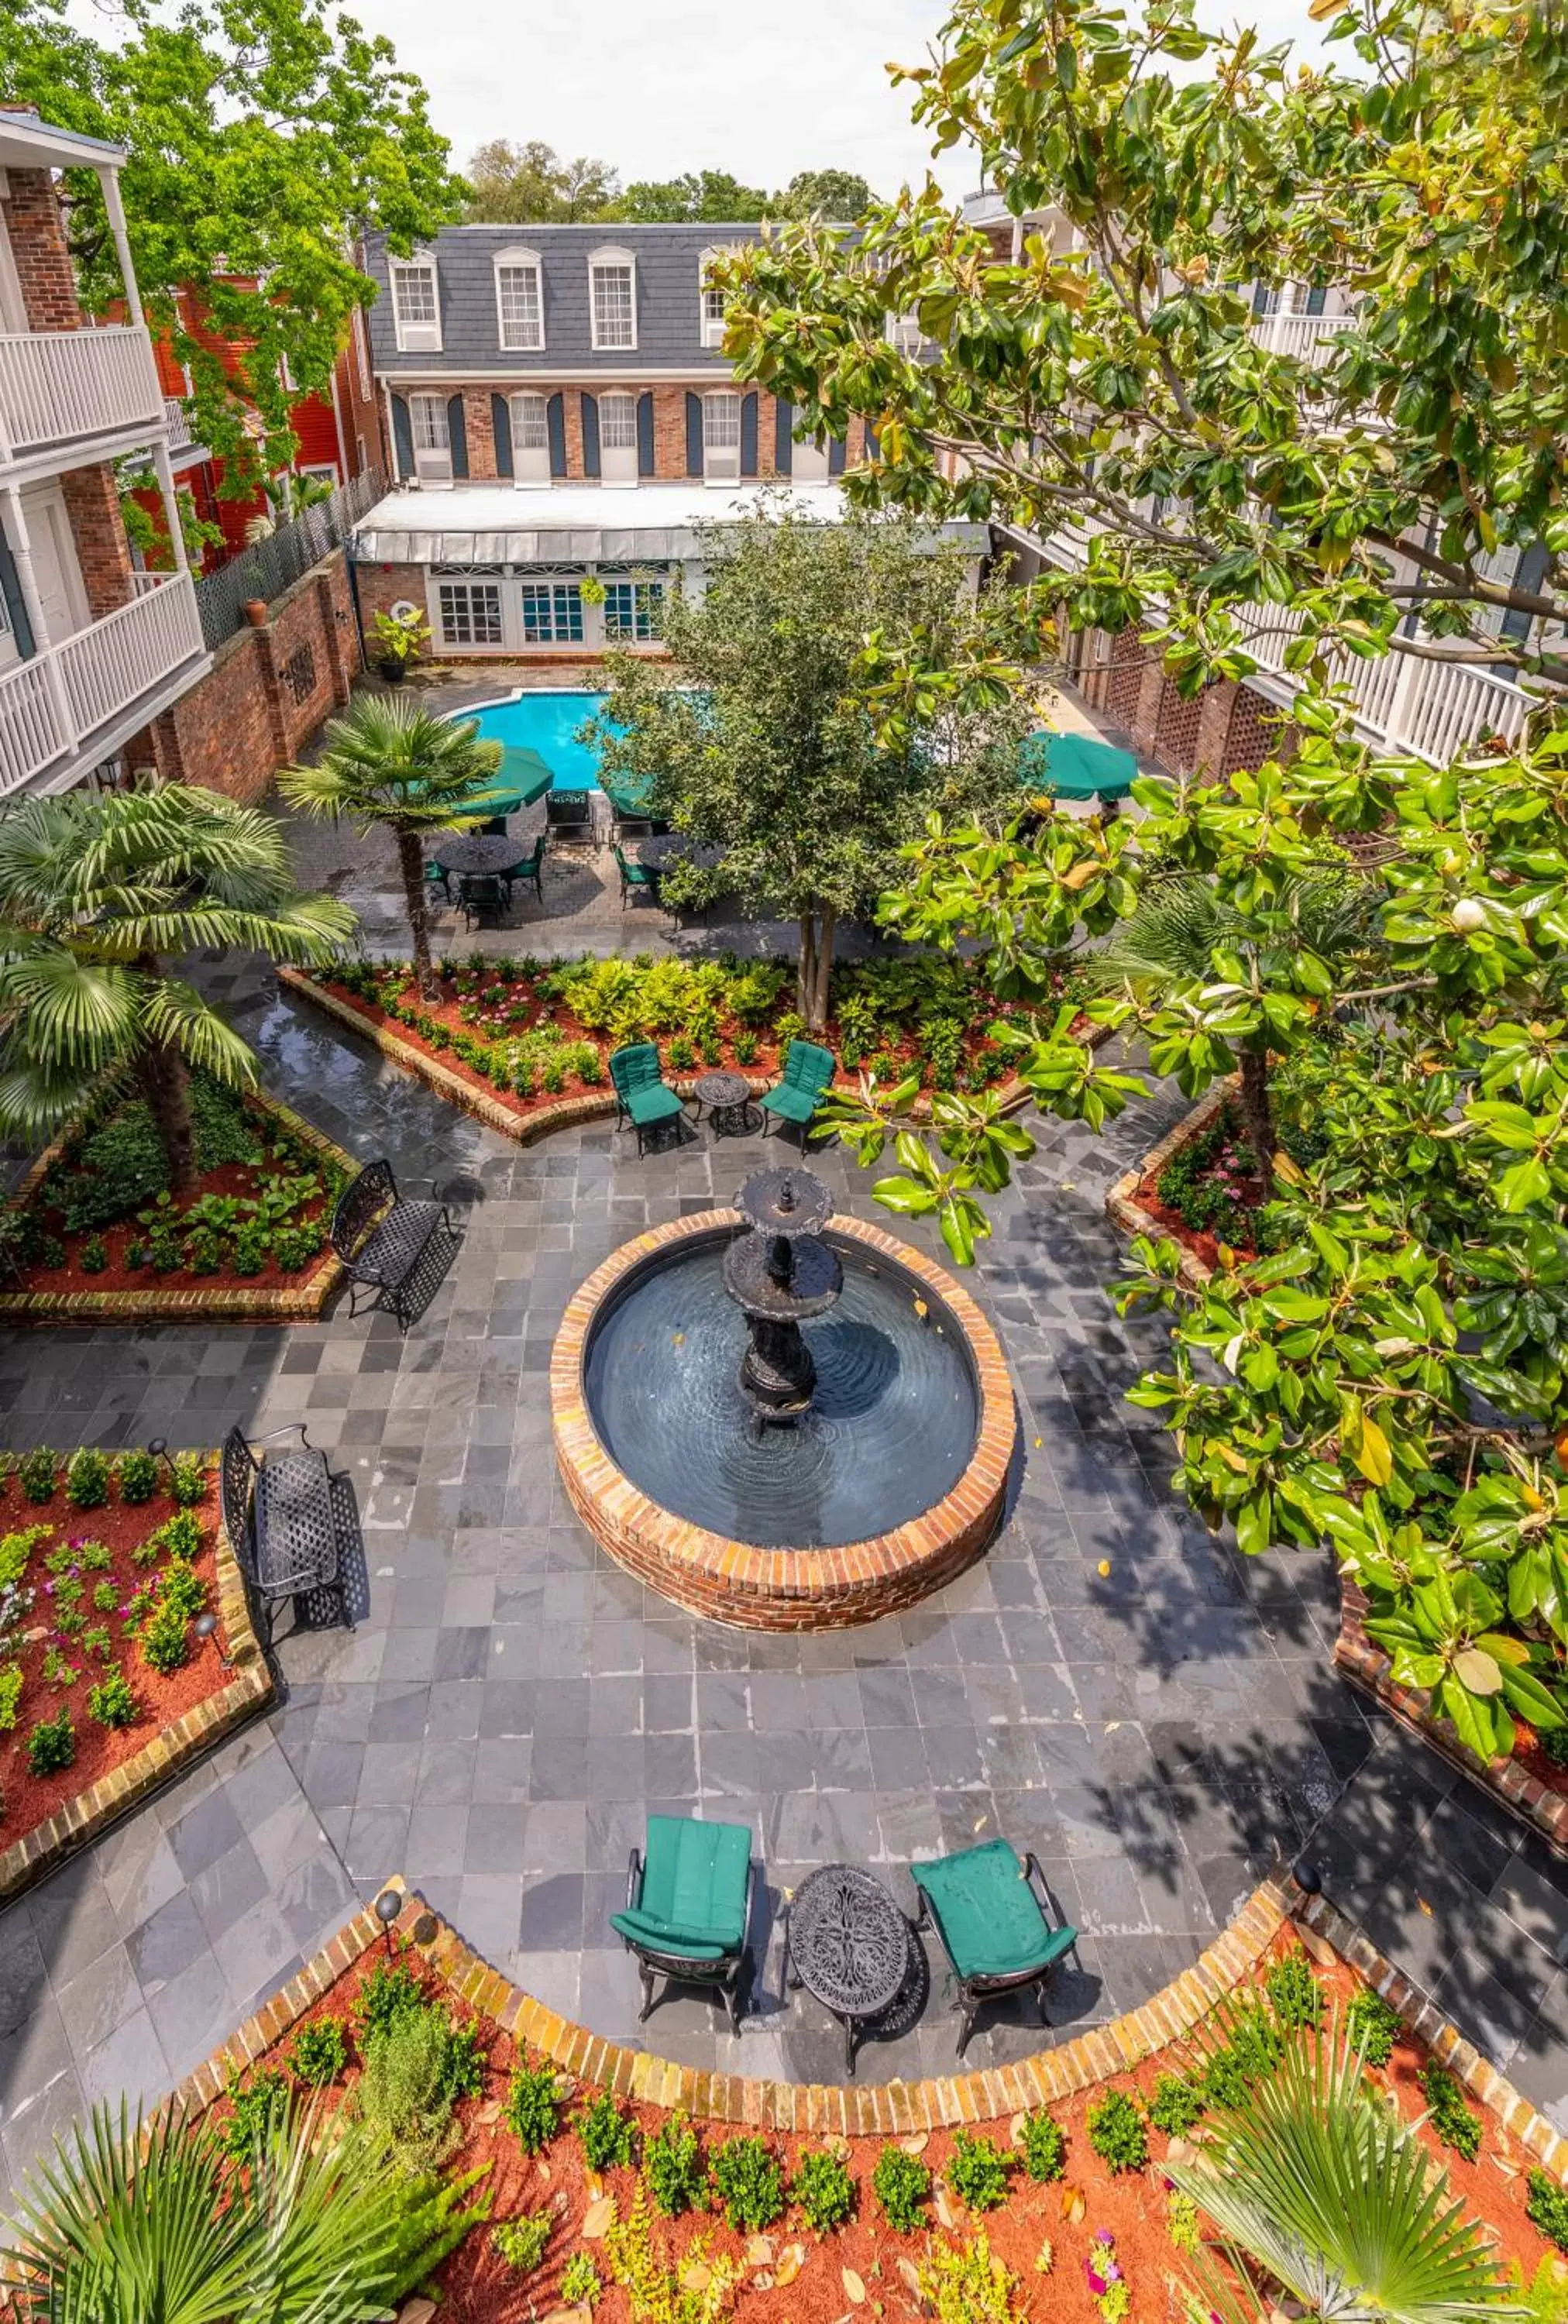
<box><xmin>136</xmin><ymin>548</ymin><xmax>360</xmax><ymax>803</ymax></box>
<box><xmin>1073</xmin><ymin>621</ymin><xmax>1291</xmax><ymax>781</ymax></box>
<box><xmin>1</xmin><ymin>167</ymin><xmax>81</xmax><ymax>332</ymax></box>
<box><xmin>60</xmin><ymin>461</ymin><xmax>136</xmax><ymax>620</ymax></box>
<box><xmin>394</xmin><ymin>381</ymin><xmax>861</xmax><ymax>484</ymax></box>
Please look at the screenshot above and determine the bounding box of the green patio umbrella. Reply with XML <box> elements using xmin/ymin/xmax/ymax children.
<box><xmin>1019</xmin><ymin>728</ymin><xmax>1139</xmax><ymax>803</ymax></box>
<box><xmin>485</xmin><ymin>743</ymin><xmax>555</xmax><ymax>815</ymax></box>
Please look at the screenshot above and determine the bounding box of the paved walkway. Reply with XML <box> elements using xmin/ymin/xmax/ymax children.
<box><xmin>0</xmin><ymin>956</ymin><xmax>1563</xmax><ymax>2202</ymax></box>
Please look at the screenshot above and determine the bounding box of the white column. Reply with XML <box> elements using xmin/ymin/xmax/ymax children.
<box><xmin>95</xmin><ymin>167</ymin><xmax>143</xmax><ymax>327</ymax></box>
<box><xmin>1384</xmin><ymin>645</ymin><xmax>1426</xmax><ymax>751</ymax></box>
<box><xmin>149</xmin><ymin>441</ymin><xmax>190</xmax><ymax>576</ymax></box>
<box><xmin>1</xmin><ymin>483</ymin><xmax>77</xmax><ymax>746</ymax></box>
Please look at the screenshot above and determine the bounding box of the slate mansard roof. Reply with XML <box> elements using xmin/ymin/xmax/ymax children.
<box><xmin>363</xmin><ymin>222</ymin><xmax>784</xmax><ymax>379</ymax></box>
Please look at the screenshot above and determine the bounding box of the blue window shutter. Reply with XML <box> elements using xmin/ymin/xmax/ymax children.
<box><xmin>865</xmin><ymin>421</ymin><xmax>879</xmax><ymax>460</ymax></box>
<box><xmin>581</xmin><ymin>392</ymin><xmax>600</xmax><ymax>478</ymax></box>
<box><xmin>637</xmin><ymin>391</ymin><xmax>655</xmax><ymax>476</ymax></box>
<box><xmin>491</xmin><ymin>394</ymin><xmax>514</xmax><ymax>479</ymax></box>
<box><xmin>0</xmin><ymin>521</ymin><xmax>35</xmax><ymax>658</ymax></box>
<box><xmin>828</xmin><ymin>434</ymin><xmax>847</xmax><ymax>477</ymax></box>
<box><xmin>548</xmin><ymin>393</ymin><xmax>567</xmax><ymax>477</ymax></box>
<box><xmin>740</xmin><ymin>392</ymin><xmax>758</xmax><ymax>478</ymax></box>
<box><xmin>390</xmin><ymin>393</ymin><xmax>414</xmax><ymax>480</ymax></box>
<box><xmin>447</xmin><ymin>394</ymin><xmax>468</xmax><ymax>479</ymax></box>
<box><xmin>1303</xmin><ymin>284</ymin><xmax>1328</xmax><ymax>316</ymax></box>
<box><xmin>1500</xmin><ymin>542</ymin><xmax>1549</xmax><ymax>644</ymax></box>
<box><xmin>774</xmin><ymin>398</ymin><xmax>793</xmax><ymax>474</ymax></box>
<box><xmin>686</xmin><ymin>392</ymin><xmax>703</xmax><ymax>477</ymax></box>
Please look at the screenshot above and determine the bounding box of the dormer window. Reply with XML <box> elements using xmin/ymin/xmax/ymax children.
<box><xmin>700</xmin><ymin>249</ymin><xmax>733</xmax><ymax>349</ymax></box>
<box><xmin>590</xmin><ymin>248</ymin><xmax>637</xmax><ymax>350</ymax></box>
<box><xmin>495</xmin><ymin>248</ymin><xmax>545</xmax><ymax>351</ymax></box>
<box><xmin>390</xmin><ymin>255</ymin><xmax>441</xmax><ymax>352</ymax></box>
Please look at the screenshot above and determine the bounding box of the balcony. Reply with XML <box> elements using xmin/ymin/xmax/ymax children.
<box><xmin>1247</xmin><ymin>308</ymin><xmax>1353</xmax><ymax>366</ymax></box>
<box><xmin>0</xmin><ymin>323</ymin><xmax>166</xmax><ymax>480</ymax></box>
<box><xmin>0</xmin><ymin>570</ymin><xmax>209</xmax><ymax>798</ymax></box>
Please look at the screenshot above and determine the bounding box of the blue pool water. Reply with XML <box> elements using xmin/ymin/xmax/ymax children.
<box><xmin>462</xmin><ymin>690</ymin><xmax>615</xmax><ymax>790</ymax></box>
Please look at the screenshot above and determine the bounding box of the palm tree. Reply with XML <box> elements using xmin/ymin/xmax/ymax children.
<box><xmin>0</xmin><ymin>782</ymin><xmax>353</xmax><ymax>1193</ymax></box>
<box><xmin>278</xmin><ymin>697</ymin><xmax>507</xmax><ymax>999</ymax></box>
<box><xmin>1169</xmin><ymin>2013</ymin><xmax>1511</xmax><ymax>2324</ymax></box>
<box><xmin>1081</xmin><ymin>868</ymin><xmax>1381</xmax><ymax>1195</ymax></box>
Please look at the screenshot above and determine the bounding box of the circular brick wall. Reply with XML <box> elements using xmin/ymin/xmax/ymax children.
<box><xmin>551</xmin><ymin>1209</ymin><xmax>1016</xmax><ymax>1630</ymax></box>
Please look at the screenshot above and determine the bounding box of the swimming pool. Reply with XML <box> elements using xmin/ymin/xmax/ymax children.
<box><xmin>459</xmin><ymin>690</ymin><xmax>617</xmax><ymax>791</ymax></box>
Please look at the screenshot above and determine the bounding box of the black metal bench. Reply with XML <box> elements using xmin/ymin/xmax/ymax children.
<box><xmin>221</xmin><ymin>1425</ymin><xmax>356</xmax><ymax>1650</ymax></box>
<box><xmin>330</xmin><ymin>1160</ymin><xmax>459</xmax><ymax>1333</ymax></box>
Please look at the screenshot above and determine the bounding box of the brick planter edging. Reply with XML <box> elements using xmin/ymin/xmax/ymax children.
<box><xmin>0</xmin><ymin>1453</ymin><xmax>273</xmax><ymax>1905</ymax></box>
<box><xmin>1335</xmin><ymin>1574</ymin><xmax>1568</xmax><ymax>1860</ymax></box>
<box><xmin>1105</xmin><ymin>1082</ymin><xmax>1229</xmax><ymax>1289</ymax></box>
<box><xmin>552</xmin><ymin>1212</ymin><xmax>1016</xmax><ymax>1631</ymax></box>
<box><xmin>0</xmin><ymin>1094</ymin><xmax>351</xmax><ymax>1326</ymax></box>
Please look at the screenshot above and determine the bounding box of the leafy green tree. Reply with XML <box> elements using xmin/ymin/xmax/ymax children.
<box><xmin>279</xmin><ymin>697</ymin><xmax>505</xmax><ymax>1000</ymax></box>
<box><xmin>1</xmin><ymin>0</ymin><xmax>462</xmax><ymax>501</ymax></box>
<box><xmin>772</xmin><ymin>168</ymin><xmax>879</xmax><ymax>220</ymax></box>
<box><xmin>465</xmin><ymin>137</ymin><xmax>621</xmax><ymax>223</ymax></box>
<box><xmin>0</xmin><ymin>782</ymin><xmax>352</xmax><ymax>1192</ymax></box>
<box><xmin>616</xmin><ymin>171</ymin><xmax>770</xmax><ymax>224</ymax></box>
<box><xmin>587</xmin><ymin>508</ymin><xmax>1030</xmax><ymax>1030</ymax></box>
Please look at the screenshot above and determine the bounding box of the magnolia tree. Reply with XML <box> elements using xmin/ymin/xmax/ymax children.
<box><xmin>709</xmin><ymin>0</ymin><xmax>1568</xmax><ymax>1751</ymax></box>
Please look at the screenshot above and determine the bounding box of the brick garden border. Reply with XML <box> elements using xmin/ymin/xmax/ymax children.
<box><xmin>0</xmin><ymin>1095</ymin><xmax>352</xmax><ymax>1326</ymax></box>
<box><xmin>160</xmin><ymin>1872</ymin><xmax>1568</xmax><ymax>2183</ymax></box>
<box><xmin>0</xmin><ymin>1456</ymin><xmax>273</xmax><ymax>1905</ymax></box>
<box><xmin>552</xmin><ymin>1211</ymin><xmax>1016</xmax><ymax>1631</ymax></box>
<box><xmin>1104</xmin><ymin>1081</ymin><xmax>1227</xmax><ymax>1288</ymax></box>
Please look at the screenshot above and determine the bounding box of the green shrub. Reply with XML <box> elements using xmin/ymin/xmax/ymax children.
<box><xmin>491</xmin><ymin>2213</ymin><xmax>553</xmax><ymax>2274</ymax></box>
<box><xmin>93</xmin><ymin>1581</ymin><xmax>119</xmax><ymax>1613</ymax></box>
<box><xmin>791</xmin><ymin>2148</ymin><xmax>856</xmax><ymax>2233</ymax></box>
<box><xmin>218</xmin><ymin>2065</ymin><xmax>288</xmax><ymax>2158</ymax></box>
<box><xmin>0</xmin><ymin>1524</ymin><xmax>48</xmax><ymax>1588</ymax></box>
<box><xmin>64</xmin><ymin>1450</ymin><xmax>111</xmax><ymax>1510</ymax></box>
<box><xmin>733</xmin><ymin>1030</ymin><xmax>758</xmax><ymax>1066</ymax></box>
<box><xmin>272</xmin><ymin>1222</ymin><xmax>325</xmax><ymax>1271</ymax></box>
<box><xmin>87</xmin><ymin>1671</ymin><xmax>139</xmax><ymax>1728</ymax></box>
<box><xmin>1527</xmin><ymin>2168</ymin><xmax>1568</xmax><ymax>2252</ymax></box>
<box><xmin>169</xmin><ymin>1453</ymin><xmax>208</xmax><ymax>1507</ymax></box>
<box><xmin>916</xmin><ymin>2229</ymin><xmax>1020</xmax><ymax>2324</ymax></box>
<box><xmin>1418</xmin><ymin>2061</ymin><xmax>1481</xmax><ymax>2161</ymax></box>
<box><xmin>579</xmin><ymin>2091</ymin><xmax>636</xmax><ymax>2171</ymax></box>
<box><xmin>872</xmin><ymin>2144</ymin><xmax>930</xmax><ymax>2232</ymax></box>
<box><xmin>947</xmin><ymin>2130</ymin><xmax>1011</xmax><ymax>2213</ymax></box>
<box><xmin>708</xmin><ymin>2135</ymin><xmax>784</xmax><ymax>2232</ymax></box>
<box><xmin>1202</xmin><ymin>2003</ymin><xmax>1284</xmax><ymax>2105</ymax></box>
<box><xmin>506</xmin><ymin>2063</ymin><xmax>561</xmax><ymax>2155</ymax></box>
<box><xmin>19</xmin><ymin>1450</ymin><xmax>57</xmax><ymax>1504</ymax></box>
<box><xmin>438</xmin><ymin>2014</ymin><xmax>487</xmax><ymax>2104</ymax></box>
<box><xmin>644</xmin><ymin>2113</ymin><xmax>705</xmax><ymax>2216</ymax></box>
<box><xmin>0</xmin><ymin>1665</ymin><xmax>25</xmax><ymax>1729</ymax></box>
<box><xmin>26</xmin><ymin>1709</ymin><xmax>74</xmax><ymax>1776</ymax></box>
<box><xmin>76</xmin><ymin>1538</ymin><xmax>112</xmax><ymax>1573</ymax></box>
<box><xmin>139</xmin><ymin>1600</ymin><xmax>190</xmax><ymax>1674</ymax></box>
<box><xmin>150</xmin><ymin>1509</ymin><xmax>203</xmax><ymax>1562</ymax></box>
<box><xmin>1166</xmin><ymin>2190</ymin><xmax>1202</xmax><ymax>2254</ymax></box>
<box><xmin>1542</xmin><ymin>1728</ymin><xmax>1568</xmax><ymax>1769</ymax></box>
<box><xmin>1266</xmin><ymin>1949</ymin><xmax>1322</xmax><ymax>2029</ymax></box>
<box><xmin>115</xmin><ymin>1450</ymin><xmax>161</xmax><ymax>1507</ymax></box>
<box><xmin>1345</xmin><ymin>1987</ymin><xmax>1404</xmax><ymax>2068</ymax></box>
<box><xmin>357</xmin><ymin>2004</ymin><xmax>461</xmax><ymax>2174</ymax></box>
<box><xmin>40</xmin><ymin>1645</ymin><xmax>77</xmax><ymax>1690</ymax></box>
<box><xmin>160</xmin><ymin>1564</ymin><xmax>207</xmax><ymax>1621</ymax></box>
<box><xmin>289</xmin><ymin>2016</ymin><xmax>349</xmax><ymax>2085</ymax></box>
<box><xmin>78</xmin><ymin>1236</ymin><xmax>108</xmax><ymax>1274</ymax></box>
<box><xmin>666</xmin><ymin>1034</ymin><xmax>696</xmax><ymax>1073</ymax></box>
<box><xmin>1085</xmin><ymin>2090</ymin><xmax>1147</xmax><ymax>2174</ymax></box>
<box><xmin>82</xmin><ymin>1625</ymin><xmax>113</xmax><ymax>1659</ymax></box>
<box><xmin>357</xmin><ymin>1962</ymin><xmax>428</xmax><ymax>2040</ymax></box>
<box><xmin>1147</xmin><ymin>2073</ymin><xmax>1206</xmax><ymax>2136</ymax></box>
<box><xmin>1019</xmin><ymin>2110</ymin><xmax>1068</xmax><ymax>2183</ymax></box>
<box><xmin>562</xmin><ymin>2253</ymin><xmax>603</xmax><ymax>2305</ymax></box>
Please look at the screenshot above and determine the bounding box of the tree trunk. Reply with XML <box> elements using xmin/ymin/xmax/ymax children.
<box><xmin>1237</xmin><ymin>1044</ymin><xmax>1275</xmax><ymax>1202</ymax></box>
<box><xmin>140</xmin><ymin>1040</ymin><xmax>198</xmax><ymax>1194</ymax></box>
<box><xmin>810</xmin><ymin>906</ymin><xmax>836</xmax><ymax>1033</ymax></box>
<box><xmin>397</xmin><ymin>828</ymin><xmax>436</xmax><ymax>999</ymax></box>
<box><xmin>798</xmin><ymin>913</ymin><xmax>817</xmax><ymax>1026</ymax></box>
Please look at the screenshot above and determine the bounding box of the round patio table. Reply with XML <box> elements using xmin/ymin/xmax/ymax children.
<box><xmin>784</xmin><ymin>1863</ymin><xmax>915</xmax><ymax>2075</ymax></box>
<box><xmin>429</xmin><ymin>834</ymin><xmax>528</xmax><ymax>878</ymax></box>
<box><xmin>630</xmin><ymin>835</ymin><xmax>725</xmax><ymax>874</ymax></box>
<box><xmin>693</xmin><ymin>1070</ymin><xmax>758</xmax><ymax>1139</ymax></box>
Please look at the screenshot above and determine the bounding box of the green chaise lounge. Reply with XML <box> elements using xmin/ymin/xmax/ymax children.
<box><xmin>760</xmin><ymin>1039</ymin><xmax>835</xmax><ymax>1142</ymax></box>
<box><xmin>610</xmin><ymin>1813</ymin><xmax>755</xmax><ymax>2033</ymax></box>
<box><xmin>911</xmin><ymin>1838</ymin><xmax>1081</xmax><ymax>2056</ymax></box>
<box><xmin>608</xmin><ymin>1041</ymin><xmax>689</xmax><ymax>1157</ymax></box>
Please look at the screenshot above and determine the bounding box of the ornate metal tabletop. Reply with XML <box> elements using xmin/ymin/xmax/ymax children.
<box><xmin>785</xmin><ymin>1863</ymin><xmax>913</xmax><ymax>2071</ymax></box>
<box><xmin>630</xmin><ymin>835</ymin><xmax>725</xmax><ymax>873</ymax></box>
<box><xmin>428</xmin><ymin>834</ymin><xmax>526</xmax><ymax>877</ymax></box>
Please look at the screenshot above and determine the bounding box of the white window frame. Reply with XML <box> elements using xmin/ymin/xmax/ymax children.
<box><xmin>390</xmin><ymin>256</ymin><xmax>442</xmax><ymax>352</ymax></box>
<box><xmin>603</xmin><ymin>577</ymin><xmax>665</xmax><ymax>644</ymax></box>
<box><xmin>597</xmin><ymin>389</ymin><xmax>638</xmax><ymax>486</ymax></box>
<box><xmin>511</xmin><ymin>391</ymin><xmax>552</xmax><ymax>485</ymax></box>
<box><xmin>702</xmin><ymin>389</ymin><xmax>741</xmax><ymax>482</ymax></box>
<box><xmin>589</xmin><ymin>246</ymin><xmax>637</xmax><ymax>351</ymax></box>
<box><xmin>297</xmin><ymin>461</ymin><xmax>339</xmax><ymax>489</ymax></box>
<box><xmin>699</xmin><ymin>248</ymin><xmax>732</xmax><ymax>348</ymax></box>
<box><xmin>494</xmin><ymin>247</ymin><xmax>545</xmax><ymax>351</ymax></box>
<box><xmin>435</xmin><ymin>576</ymin><xmax>504</xmax><ymax>649</ymax></box>
<box><xmin>409</xmin><ymin>393</ymin><xmax>449</xmax><ymax>452</ymax></box>
<box><xmin>518</xmin><ymin>577</ymin><xmax>585</xmax><ymax>646</ymax></box>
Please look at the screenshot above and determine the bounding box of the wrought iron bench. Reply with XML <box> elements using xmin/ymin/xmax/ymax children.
<box><xmin>330</xmin><ymin>1160</ymin><xmax>459</xmax><ymax>1333</ymax></box>
<box><xmin>221</xmin><ymin>1424</ymin><xmax>356</xmax><ymax>1650</ymax></box>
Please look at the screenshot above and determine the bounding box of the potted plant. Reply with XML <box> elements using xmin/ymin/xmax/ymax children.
<box><xmin>370</xmin><ymin>606</ymin><xmax>431</xmax><ymax>685</ymax></box>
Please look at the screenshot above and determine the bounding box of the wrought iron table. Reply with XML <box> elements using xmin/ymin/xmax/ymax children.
<box><xmin>783</xmin><ymin>1862</ymin><xmax>915</xmax><ymax>2075</ymax></box>
<box><xmin>428</xmin><ymin>834</ymin><xmax>529</xmax><ymax>878</ymax></box>
<box><xmin>630</xmin><ymin>835</ymin><xmax>725</xmax><ymax>874</ymax></box>
<box><xmin>694</xmin><ymin>1070</ymin><xmax>759</xmax><ymax>1139</ymax></box>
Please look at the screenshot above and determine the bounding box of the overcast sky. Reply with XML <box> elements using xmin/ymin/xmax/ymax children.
<box><xmin>356</xmin><ymin>0</ymin><xmax>1332</xmax><ymax>201</ymax></box>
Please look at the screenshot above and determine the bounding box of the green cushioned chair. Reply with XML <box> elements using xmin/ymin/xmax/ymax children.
<box><xmin>608</xmin><ymin>1041</ymin><xmax>689</xmax><ymax>1157</ymax></box>
<box><xmin>911</xmin><ymin>1838</ymin><xmax>1081</xmax><ymax>2057</ymax></box>
<box><xmin>614</xmin><ymin>844</ymin><xmax>663</xmax><ymax>909</ymax></box>
<box><xmin>610</xmin><ymin>1814</ymin><xmax>755</xmax><ymax>2032</ymax></box>
<box><xmin>760</xmin><ymin>1039</ymin><xmax>836</xmax><ymax>1140</ymax></box>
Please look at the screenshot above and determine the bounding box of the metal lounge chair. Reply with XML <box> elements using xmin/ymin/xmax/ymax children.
<box><xmin>546</xmin><ymin>787</ymin><xmax>594</xmax><ymax>837</ymax></box>
<box><xmin>910</xmin><ymin>1838</ymin><xmax>1081</xmax><ymax>2057</ymax></box>
<box><xmin>760</xmin><ymin>1038</ymin><xmax>836</xmax><ymax>1140</ymax></box>
<box><xmin>610</xmin><ymin>1813</ymin><xmax>755</xmax><ymax>2033</ymax></box>
<box><xmin>608</xmin><ymin>1041</ymin><xmax>688</xmax><ymax>1157</ymax></box>
<box><xmin>614</xmin><ymin>844</ymin><xmax>662</xmax><ymax>909</ymax></box>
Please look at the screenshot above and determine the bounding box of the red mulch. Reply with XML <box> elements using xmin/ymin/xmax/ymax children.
<box><xmin>12</xmin><ymin>1162</ymin><xmax>330</xmax><ymax>1300</ymax></box>
<box><xmin>220</xmin><ymin>1927</ymin><xmax>1561</xmax><ymax>2324</ymax></box>
<box><xmin>1512</xmin><ymin>1723</ymin><xmax>1568</xmax><ymax>1803</ymax></box>
<box><xmin>0</xmin><ymin>1466</ymin><xmax>231</xmax><ymax>1848</ymax></box>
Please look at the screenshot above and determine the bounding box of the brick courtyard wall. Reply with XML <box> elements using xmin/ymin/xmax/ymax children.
<box><xmin>1071</xmin><ymin>622</ymin><xmax>1292</xmax><ymax>781</ymax></box>
<box><xmin>136</xmin><ymin>548</ymin><xmax>361</xmax><ymax>802</ymax></box>
<box><xmin>354</xmin><ymin>560</ymin><xmax>428</xmax><ymax>639</ymax></box>
<box><xmin>1</xmin><ymin>166</ymin><xmax>81</xmax><ymax>332</ymax></box>
<box><xmin>59</xmin><ymin>461</ymin><xmax>137</xmax><ymax>619</ymax></box>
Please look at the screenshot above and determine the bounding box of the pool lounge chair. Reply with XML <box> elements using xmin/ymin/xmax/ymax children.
<box><xmin>911</xmin><ymin>1838</ymin><xmax>1081</xmax><ymax>2057</ymax></box>
<box><xmin>610</xmin><ymin>1813</ymin><xmax>755</xmax><ymax>2033</ymax></box>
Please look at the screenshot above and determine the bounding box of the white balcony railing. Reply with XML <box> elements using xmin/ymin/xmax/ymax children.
<box><xmin>0</xmin><ymin>571</ymin><xmax>205</xmax><ymax>798</ymax></box>
<box><xmin>1248</xmin><ymin>310</ymin><xmax>1351</xmax><ymax>365</ymax></box>
<box><xmin>0</xmin><ymin>324</ymin><xmax>164</xmax><ymax>469</ymax></box>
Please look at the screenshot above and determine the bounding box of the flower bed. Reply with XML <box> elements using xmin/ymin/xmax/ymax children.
<box><xmin>0</xmin><ymin>1450</ymin><xmax>270</xmax><ymax>1896</ymax></box>
<box><xmin>186</xmin><ymin>1903</ymin><xmax>1565</xmax><ymax>2324</ymax></box>
<box><xmin>0</xmin><ymin>1077</ymin><xmax>352</xmax><ymax>1322</ymax></box>
<box><xmin>291</xmin><ymin>950</ymin><xmax>1075</xmax><ymax>1133</ymax></box>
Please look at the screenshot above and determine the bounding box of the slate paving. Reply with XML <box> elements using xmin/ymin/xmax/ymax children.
<box><xmin>0</xmin><ymin>951</ymin><xmax>1563</xmax><ymax>2203</ymax></box>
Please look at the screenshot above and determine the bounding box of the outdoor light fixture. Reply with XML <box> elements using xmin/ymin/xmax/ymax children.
<box><xmin>374</xmin><ymin>1886</ymin><xmax>403</xmax><ymax>1952</ymax></box>
<box><xmin>411</xmin><ymin>1912</ymin><xmax>439</xmax><ymax>1947</ymax></box>
<box><xmin>1291</xmin><ymin>1858</ymin><xmax>1323</xmax><ymax>1896</ymax></box>
<box><xmin>146</xmin><ymin>1435</ymin><xmax>173</xmax><ymax>1483</ymax></box>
